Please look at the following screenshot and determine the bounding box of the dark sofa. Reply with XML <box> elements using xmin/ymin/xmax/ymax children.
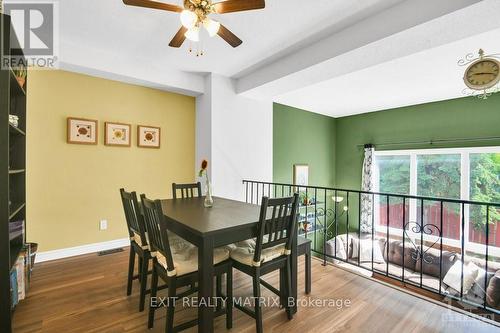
<box><xmin>326</xmin><ymin>234</ymin><xmax>500</xmax><ymax>310</ymax></box>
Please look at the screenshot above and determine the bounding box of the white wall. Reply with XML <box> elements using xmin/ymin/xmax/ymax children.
<box><xmin>196</xmin><ymin>74</ymin><xmax>273</xmax><ymax>201</ymax></box>
<box><xmin>195</xmin><ymin>74</ymin><xmax>212</xmax><ymax>179</ymax></box>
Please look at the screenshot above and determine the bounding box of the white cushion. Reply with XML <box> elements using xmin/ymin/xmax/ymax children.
<box><xmin>443</xmin><ymin>260</ymin><xmax>479</xmax><ymax>294</ymax></box>
<box><xmin>156</xmin><ymin>245</ymin><xmax>230</xmax><ymax>277</ymax></box>
<box><xmin>351</xmin><ymin>238</ymin><xmax>385</xmax><ymax>263</ymax></box>
<box><xmin>133</xmin><ymin>231</ymin><xmax>183</xmax><ymax>251</ymax></box>
<box><xmin>326</xmin><ymin>235</ymin><xmax>348</xmax><ymax>260</ymax></box>
<box><xmin>133</xmin><ymin>232</ymin><xmax>148</xmax><ymax>249</ymax></box>
<box><xmin>230</xmin><ymin>238</ymin><xmax>286</xmax><ymax>267</ymax></box>
<box><xmin>469</xmin><ymin>267</ymin><xmax>489</xmax><ymax>299</ymax></box>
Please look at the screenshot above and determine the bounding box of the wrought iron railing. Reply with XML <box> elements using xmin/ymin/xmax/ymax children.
<box><xmin>242</xmin><ymin>180</ymin><xmax>500</xmax><ymax>315</ymax></box>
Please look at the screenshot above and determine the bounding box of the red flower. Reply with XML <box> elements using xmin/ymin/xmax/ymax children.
<box><xmin>199</xmin><ymin>159</ymin><xmax>208</xmax><ymax>177</ymax></box>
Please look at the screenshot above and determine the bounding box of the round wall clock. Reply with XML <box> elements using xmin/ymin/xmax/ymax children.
<box><xmin>463</xmin><ymin>57</ymin><xmax>500</xmax><ymax>90</ymax></box>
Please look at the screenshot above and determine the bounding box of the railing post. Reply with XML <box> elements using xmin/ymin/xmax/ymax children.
<box><xmin>358</xmin><ymin>192</ymin><xmax>361</xmax><ymax>267</ymax></box>
<box><xmin>305</xmin><ymin>187</ymin><xmax>309</xmax><ymax>239</ymax></box>
<box><xmin>323</xmin><ymin>189</ymin><xmax>327</xmax><ymax>266</ymax></box>
<box><xmin>371</xmin><ymin>193</ymin><xmax>375</xmax><ymax>272</ymax></box>
<box><xmin>402</xmin><ymin>197</ymin><xmax>406</xmax><ymax>283</ymax></box>
<box><xmin>420</xmin><ymin>199</ymin><xmax>424</xmax><ymax>288</ymax></box>
<box><xmin>313</xmin><ymin>187</ymin><xmax>317</xmax><ymax>261</ymax></box>
<box><xmin>334</xmin><ymin>190</ymin><xmax>338</xmax><ymax>264</ymax></box>
<box><xmin>460</xmin><ymin>202</ymin><xmax>465</xmax><ymax>299</ymax></box>
<box><xmin>386</xmin><ymin>195</ymin><xmax>390</xmax><ymax>277</ymax></box>
<box><xmin>484</xmin><ymin>205</ymin><xmax>490</xmax><ymax>308</ymax></box>
<box><xmin>439</xmin><ymin>201</ymin><xmax>443</xmax><ymax>295</ymax></box>
<box><xmin>346</xmin><ymin>192</ymin><xmax>350</xmax><ymax>264</ymax></box>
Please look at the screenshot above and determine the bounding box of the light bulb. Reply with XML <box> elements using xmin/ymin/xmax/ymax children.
<box><xmin>180</xmin><ymin>10</ymin><xmax>197</xmax><ymax>29</ymax></box>
<box><xmin>203</xmin><ymin>18</ymin><xmax>220</xmax><ymax>37</ymax></box>
<box><xmin>185</xmin><ymin>26</ymin><xmax>200</xmax><ymax>42</ymax></box>
<box><xmin>332</xmin><ymin>196</ymin><xmax>344</xmax><ymax>203</ymax></box>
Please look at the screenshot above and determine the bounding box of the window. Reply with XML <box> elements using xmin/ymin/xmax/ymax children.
<box><xmin>373</xmin><ymin>147</ymin><xmax>500</xmax><ymax>254</ymax></box>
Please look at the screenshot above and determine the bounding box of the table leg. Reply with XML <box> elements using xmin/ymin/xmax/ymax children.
<box><xmin>198</xmin><ymin>237</ymin><xmax>214</xmax><ymax>333</ymax></box>
<box><xmin>291</xmin><ymin>235</ymin><xmax>298</xmax><ymax>314</ymax></box>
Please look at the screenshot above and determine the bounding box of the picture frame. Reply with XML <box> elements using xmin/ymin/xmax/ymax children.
<box><xmin>67</xmin><ymin>117</ymin><xmax>98</xmax><ymax>145</ymax></box>
<box><xmin>137</xmin><ymin>125</ymin><xmax>161</xmax><ymax>148</ymax></box>
<box><xmin>104</xmin><ymin>122</ymin><xmax>131</xmax><ymax>147</ymax></box>
<box><xmin>293</xmin><ymin>164</ymin><xmax>309</xmax><ymax>187</ymax></box>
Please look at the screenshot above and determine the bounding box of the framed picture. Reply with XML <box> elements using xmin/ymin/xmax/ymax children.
<box><xmin>67</xmin><ymin>117</ymin><xmax>98</xmax><ymax>145</ymax></box>
<box><xmin>293</xmin><ymin>164</ymin><xmax>309</xmax><ymax>186</ymax></box>
<box><xmin>105</xmin><ymin>122</ymin><xmax>131</xmax><ymax>147</ymax></box>
<box><xmin>137</xmin><ymin>125</ymin><xmax>161</xmax><ymax>148</ymax></box>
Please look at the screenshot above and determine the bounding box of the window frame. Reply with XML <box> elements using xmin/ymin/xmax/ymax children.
<box><xmin>373</xmin><ymin>146</ymin><xmax>500</xmax><ymax>256</ymax></box>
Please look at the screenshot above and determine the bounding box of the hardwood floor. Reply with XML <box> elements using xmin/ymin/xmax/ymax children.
<box><xmin>13</xmin><ymin>249</ymin><xmax>498</xmax><ymax>333</ymax></box>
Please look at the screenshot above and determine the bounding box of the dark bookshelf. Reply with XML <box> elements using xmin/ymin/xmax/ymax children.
<box><xmin>1</xmin><ymin>14</ymin><xmax>27</xmax><ymax>332</ymax></box>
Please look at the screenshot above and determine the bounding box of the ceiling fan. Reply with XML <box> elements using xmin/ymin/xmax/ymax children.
<box><xmin>122</xmin><ymin>0</ymin><xmax>265</xmax><ymax>48</ymax></box>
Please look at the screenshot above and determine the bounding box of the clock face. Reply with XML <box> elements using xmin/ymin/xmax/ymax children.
<box><xmin>464</xmin><ymin>59</ymin><xmax>500</xmax><ymax>90</ymax></box>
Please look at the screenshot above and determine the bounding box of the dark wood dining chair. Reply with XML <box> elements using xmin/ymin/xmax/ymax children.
<box><xmin>119</xmin><ymin>188</ymin><xmax>151</xmax><ymax>312</ymax></box>
<box><xmin>230</xmin><ymin>194</ymin><xmax>299</xmax><ymax>333</ymax></box>
<box><xmin>298</xmin><ymin>236</ymin><xmax>312</xmax><ymax>294</ymax></box>
<box><xmin>140</xmin><ymin>194</ymin><xmax>233</xmax><ymax>332</ymax></box>
<box><xmin>172</xmin><ymin>182</ymin><xmax>202</xmax><ymax>199</ymax></box>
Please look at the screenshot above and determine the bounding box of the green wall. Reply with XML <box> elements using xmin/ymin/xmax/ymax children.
<box><xmin>273</xmin><ymin>103</ymin><xmax>336</xmax><ymax>187</ymax></box>
<box><xmin>335</xmin><ymin>93</ymin><xmax>500</xmax><ymax>189</ymax></box>
<box><xmin>274</xmin><ymin>93</ymin><xmax>500</xmax><ymax>191</ymax></box>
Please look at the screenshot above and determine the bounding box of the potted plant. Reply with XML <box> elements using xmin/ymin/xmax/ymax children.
<box><xmin>299</xmin><ymin>192</ymin><xmax>314</xmax><ymax>206</ymax></box>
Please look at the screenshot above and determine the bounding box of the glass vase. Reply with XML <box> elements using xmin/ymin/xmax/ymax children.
<box><xmin>204</xmin><ymin>179</ymin><xmax>214</xmax><ymax>208</ymax></box>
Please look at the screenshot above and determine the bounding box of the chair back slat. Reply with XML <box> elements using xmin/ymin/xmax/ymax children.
<box><xmin>172</xmin><ymin>182</ymin><xmax>202</xmax><ymax>199</ymax></box>
<box><xmin>120</xmin><ymin>188</ymin><xmax>147</xmax><ymax>245</ymax></box>
<box><xmin>253</xmin><ymin>193</ymin><xmax>299</xmax><ymax>263</ymax></box>
<box><xmin>140</xmin><ymin>194</ymin><xmax>175</xmax><ymax>272</ymax></box>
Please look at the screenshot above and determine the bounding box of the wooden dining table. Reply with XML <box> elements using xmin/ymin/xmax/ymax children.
<box><xmin>160</xmin><ymin>196</ymin><xmax>298</xmax><ymax>333</ymax></box>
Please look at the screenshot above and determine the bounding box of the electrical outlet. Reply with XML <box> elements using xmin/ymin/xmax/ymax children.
<box><xmin>99</xmin><ymin>219</ymin><xmax>108</xmax><ymax>231</ymax></box>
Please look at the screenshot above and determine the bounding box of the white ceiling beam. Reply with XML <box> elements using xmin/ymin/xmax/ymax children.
<box><xmin>235</xmin><ymin>0</ymin><xmax>495</xmax><ymax>99</ymax></box>
<box><xmin>59</xmin><ymin>41</ymin><xmax>205</xmax><ymax>96</ymax></box>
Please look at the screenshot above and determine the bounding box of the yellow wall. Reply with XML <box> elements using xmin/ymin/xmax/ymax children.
<box><xmin>26</xmin><ymin>70</ymin><xmax>196</xmax><ymax>252</ymax></box>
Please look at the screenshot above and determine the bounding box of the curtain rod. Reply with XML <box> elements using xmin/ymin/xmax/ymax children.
<box><xmin>356</xmin><ymin>136</ymin><xmax>500</xmax><ymax>148</ymax></box>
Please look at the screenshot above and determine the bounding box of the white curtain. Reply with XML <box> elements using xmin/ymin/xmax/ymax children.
<box><xmin>360</xmin><ymin>145</ymin><xmax>374</xmax><ymax>233</ymax></box>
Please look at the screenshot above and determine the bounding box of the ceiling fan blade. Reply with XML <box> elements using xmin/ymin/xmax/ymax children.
<box><xmin>217</xmin><ymin>24</ymin><xmax>242</xmax><ymax>48</ymax></box>
<box><xmin>122</xmin><ymin>0</ymin><xmax>183</xmax><ymax>12</ymax></box>
<box><xmin>214</xmin><ymin>0</ymin><xmax>265</xmax><ymax>14</ymax></box>
<box><xmin>169</xmin><ymin>26</ymin><xmax>188</xmax><ymax>48</ymax></box>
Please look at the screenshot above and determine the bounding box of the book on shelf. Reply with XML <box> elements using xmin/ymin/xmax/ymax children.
<box><xmin>9</xmin><ymin>114</ymin><xmax>19</xmax><ymax>128</ymax></box>
<box><xmin>16</xmin><ymin>256</ymin><xmax>25</xmax><ymax>301</ymax></box>
<box><xmin>9</xmin><ymin>220</ymin><xmax>24</xmax><ymax>241</ymax></box>
<box><xmin>9</xmin><ymin>250</ymin><xmax>28</xmax><ymax>309</ymax></box>
<box><xmin>10</xmin><ymin>269</ymin><xmax>18</xmax><ymax>308</ymax></box>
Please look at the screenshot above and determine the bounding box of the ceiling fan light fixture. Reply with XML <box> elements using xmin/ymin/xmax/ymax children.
<box><xmin>185</xmin><ymin>26</ymin><xmax>200</xmax><ymax>42</ymax></box>
<box><xmin>203</xmin><ymin>18</ymin><xmax>220</xmax><ymax>37</ymax></box>
<box><xmin>180</xmin><ymin>9</ymin><xmax>197</xmax><ymax>29</ymax></box>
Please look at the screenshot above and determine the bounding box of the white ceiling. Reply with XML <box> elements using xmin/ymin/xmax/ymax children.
<box><xmin>59</xmin><ymin>0</ymin><xmax>402</xmax><ymax>77</ymax></box>
<box><xmin>275</xmin><ymin>28</ymin><xmax>500</xmax><ymax>117</ymax></box>
<box><xmin>51</xmin><ymin>0</ymin><xmax>500</xmax><ymax>116</ymax></box>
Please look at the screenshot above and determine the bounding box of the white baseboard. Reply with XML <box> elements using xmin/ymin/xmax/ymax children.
<box><xmin>35</xmin><ymin>238</ymin><xmax>130</xmax><ymax>263</ymax></box>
